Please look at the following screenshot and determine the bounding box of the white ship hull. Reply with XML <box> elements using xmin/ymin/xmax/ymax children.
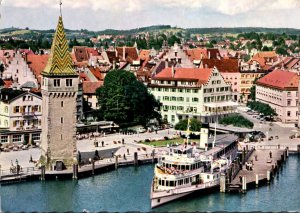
<box><xmin>151</xmin><ymin>179</ymin><xmax>219</xmax><ymax>208</ymax></box>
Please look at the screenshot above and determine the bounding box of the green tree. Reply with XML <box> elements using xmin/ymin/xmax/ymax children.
<box><xmin>219</xmin><ymin>114</ymin><xmax>253</xmax><ymax>128</ymax></box>
<box><xmin>96</xmin><ymin>70</ymin><xmax>161</xmax><ymax>125</ymax></box>
<box><xmin>247</xmin><ymin>101</ymin><xmax>277</xmax><ymax>118</ymax></box>
<box><xmin>175</xmin><ymin>118</ymin><xmax>202</xmax><ymax>131</ymax></box>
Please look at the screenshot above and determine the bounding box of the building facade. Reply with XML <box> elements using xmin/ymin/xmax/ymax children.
<box><xmin>256</xmin><ymin>70</ymin><xmax>299</xmax><ymax>123</ymax></box>
<box><xmin>149</xmin><ymin>67</ymin><xmax>237</xmax><ymax>125</ymax></box>
<box><xmin>0</xmin><ymin>88</ymin><xmax>42</xmax><ymax>145</ymax></box>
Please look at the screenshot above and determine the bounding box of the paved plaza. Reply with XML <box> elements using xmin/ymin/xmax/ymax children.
<box><xmin>1</xmin><ymin>113</ymin><xmax>300</xmax><ymax>172</ymax></box>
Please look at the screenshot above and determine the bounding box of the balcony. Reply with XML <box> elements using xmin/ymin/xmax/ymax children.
<box><xmin>22</xmin><ymin>112</ymin><xmax>35</xmax><ymax>117</ymax></box>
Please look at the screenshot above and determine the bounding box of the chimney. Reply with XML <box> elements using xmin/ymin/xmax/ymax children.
<box><xmin>113</xmin><ymin>60</ymin><xmax>116</xmax><ymax>70</ymax></box>
<box><xmin>123</xmin><ymin>46</ymin><xmax>126</xmax><ymax>61</ymax></box>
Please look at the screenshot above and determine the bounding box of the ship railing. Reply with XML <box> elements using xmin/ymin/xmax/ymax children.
<box><xmin>0</xmin><ymin>166</ymin><xmax>38</xmax><ymax>179</ymax></box>
<box><xmin>152</xmin><ymin>179</ymin><xmax>220</xmax><ymax>198</ymax></box>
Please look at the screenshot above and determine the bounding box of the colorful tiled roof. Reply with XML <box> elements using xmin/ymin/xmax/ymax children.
<box><xmin>82</xmin><ymin>81</ymin><xmax>103</xmax><ymax>94</ymax></box>
<box><xmin>153</xmin><ymin>67</ymin><xmax>213</xmax><ymax>85</ymax></box>
<box><xmin>42</xmin><ymin>16</ymin><xmax>77</xmax><ymax>76</ymax></box>
<box><xmin>116</xmin><ymin>47</ymin><xmax>139</xmax><ymax>61</ymax></box>
<box><xmin>202</xmin><ymin>59</ymin><xmax>239</xmax><ymax>73</ymax></box>
<box><xmin>256</xmin><ymin>69</ymin><xmax>300</xmax><ymax>90</ymax></box>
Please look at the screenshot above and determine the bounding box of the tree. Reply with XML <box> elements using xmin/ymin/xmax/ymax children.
<box><xmin>247</xmin><ymin>101</ymin><xmax>277</xmax><ymax>118</ymax></box>
<box><xmin>175</xmin><ymin>118</ymin><xmax>202</xmax><ymax>132</ymax></box>
<box><xmin>219</xmin><ymin>114</ymin><xmax>253</xmax><ymax>128</ymax></box>
<box><xmin>96</xmin><ymin>70</ymin><xmax>161</xmax><ymax>126</ymax></box>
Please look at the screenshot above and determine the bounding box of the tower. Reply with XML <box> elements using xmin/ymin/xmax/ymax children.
<box><xmin>40</xmin><ymin>15</ymin><xmax>78</xmax><ymax>170</ymax></box>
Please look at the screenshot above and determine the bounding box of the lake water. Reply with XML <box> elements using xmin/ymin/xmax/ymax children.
<box><xmin>1</xmin><ymin>155</ymin><xmax>300</xmax><ymax>212</ymax></box>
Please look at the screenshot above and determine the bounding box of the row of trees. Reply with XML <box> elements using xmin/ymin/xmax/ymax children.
<box><xmin>219</xmin><ymin>114</ymin><xmax>254</xmax><ymax>128</ymax></box>
<box><xmin>247</xmin><ymin>101</ymin><xmax>277</xmax><ymax>118</ymax></box>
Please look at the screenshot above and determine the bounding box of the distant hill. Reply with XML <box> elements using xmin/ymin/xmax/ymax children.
<box><xmin>186</xmin><ymin>27</ymin><xmax>300</xmax><ymax>35</ymax></box>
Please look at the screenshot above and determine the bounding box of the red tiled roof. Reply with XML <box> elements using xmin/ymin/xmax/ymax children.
<box><xmin>139</xmin><ymin>50</ymin><xmax>150</xmax><ymax>60</ymax></box>
<box><xmin>86</xmin><ymin>48</ymin><xmax>100</xmax><ymax>56</ymax></box>
<box><xmin>254</xmin><ymin>51</ymin><xmax>277</xmax><ymax>59</ymax></box>
<box><xmin>153</xmin><ymin>67</ymin><xmax>213</xmax><ymax>85</ymax></box>
<box><xmin>116</xmin><ymin>47</ymin><xmax>139</xmax><ymax>61</ymax></box>
<box><xmin>82</xmin><ymin>81</ymin><xmax>103</xmax><ymax>94</ymax></box>
<box><xmin>185</xmin><ymin>48</ymin><xmax>208</xmax><ymax>61</ymax></box>
<box><xmin>79</xmin><ymin>72</ymin><xmax>90</xmax><ymax>81</ymax></box>
<box><xmin>89</xmin><ymin>67</ymin><xmax>103</xmax><ymax>81</ymax></box>
<box><xmin>202</xmin><ymin>59</ymin><xmax>239</xmax><ymax>73</ymax></box>
<box><xmin>73</xmin><ymin>46</ymin><xmax>89</xmax><ymax>62</ymax></box>
<box><xmin>3</xmin><ymin>80</ymin><xmax>13</xmax><ymax>88</ymax></box>
<box><xmin>26</xmin><ymin>54</ymin><xmax>49</xmax><ymax>83</ymax></box>
<box><xmin>256</xmin><ymin>69</ymin><xmax>300</xmax><ymax>90</ymax></box>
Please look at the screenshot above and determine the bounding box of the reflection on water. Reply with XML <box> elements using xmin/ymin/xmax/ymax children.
<box><xmin>1</xmin><ymin>155</ymin><xmax>300</xmax><ymax>212</ymax></box>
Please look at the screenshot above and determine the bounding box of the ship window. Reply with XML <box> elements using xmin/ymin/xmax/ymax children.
<box><xmin>207</xmin><ymin>175</ymin><xmax>210</xmax><ymax>179</ymax></box>
<box><xmin>162</xmin><ymin>180</ymin><xmax>165</xmax><ymax>186</ymax></box>
<box><xmin>170</xmin><ymin>181</ymin><xmax>175</xmax><ymax>187</ymax></box>
<box><xmin>166</xmin><ymin>181</ymin><xmax>169</xmax><ymax>187</ymax></box>
<box><xmin>158</xmin><ymin>179</ymin><xmax>161</xmax><ymax>185</ymax></box>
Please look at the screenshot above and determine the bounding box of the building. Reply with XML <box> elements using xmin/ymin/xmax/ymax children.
<box><xmin>40</xmin><ymin>15</ymin><xmax>79</xmax><ymax>170</ymax></box>
<box><xmin>256</xmin><ymin>70</ymin><xmax>300</xmax><ymax>123</ymax></box>
<box><xmin>0</xmin><ymin>88</ymin><xmax>42</xmax><ymax>145</ymax></box>
<box><xmin>240</xmin><ymin>70</ymin><xmax>265</xmax><ymax>102</ymax></box>
<box><xmin>200</xmin><ymin>58</ymin><xmax>241</xmax><ymax>101</ymax></box>
<box><xmin>149</xmin><ymin>67</ymin><xmax>237</xmax><ymax>125</ymax></box>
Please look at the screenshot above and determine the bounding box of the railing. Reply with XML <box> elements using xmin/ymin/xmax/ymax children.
<box><xmin>256</xmin><ymin>144</ymin><xmax>299</xmax><ymax>152</ymax></box>
<box><xmin>0</xmin><ymin>166</ymin><xmax>39</xmax><ymax>179</ymax></box>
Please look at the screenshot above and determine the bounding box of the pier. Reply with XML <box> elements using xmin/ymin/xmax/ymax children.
<box><xmin>226</xmin><ymin>145</ymin><xmax>290</xmax><ymax>193</ymax></box>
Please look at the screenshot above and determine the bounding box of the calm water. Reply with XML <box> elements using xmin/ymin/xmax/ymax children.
<box><xmin>1</xmin><ymin>155</ymin><xmax>300</xmax><ymax>212</ymax></box>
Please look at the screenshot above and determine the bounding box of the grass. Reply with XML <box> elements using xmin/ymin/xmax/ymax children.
<box><xmin>139</xmin><ymin>138</ymin><xmax>199</xmax><ymax>147</ymax></box>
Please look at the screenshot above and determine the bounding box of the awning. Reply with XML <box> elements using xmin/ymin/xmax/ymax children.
<box><xmin>203</xmin><ymin>101</ymin><xmax>239</xmax><ymax>108</ymax></box>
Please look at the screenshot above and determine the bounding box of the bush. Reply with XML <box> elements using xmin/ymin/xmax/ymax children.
<box><xmin>219</xmin><ymin>114</ymin><xmax>254</xmax><ymax>128</ymax></box>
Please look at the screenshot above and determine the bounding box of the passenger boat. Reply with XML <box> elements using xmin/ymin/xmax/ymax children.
<box><xmin>150</xmin><ymin>125</ymin><xmax>238</xmax><ymax>208</ymax></box>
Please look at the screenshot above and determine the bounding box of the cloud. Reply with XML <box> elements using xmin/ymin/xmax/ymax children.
<box><xmin>4</xmin><ymin>0</ymin><xmax>300</xmax><ymax>15</ymax></box>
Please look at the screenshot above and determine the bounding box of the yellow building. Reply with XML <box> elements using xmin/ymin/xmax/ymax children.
<box><xmin>240</xmin><ymin>71</ymin><xmax>265</xmax><ymax>102</ymax></box>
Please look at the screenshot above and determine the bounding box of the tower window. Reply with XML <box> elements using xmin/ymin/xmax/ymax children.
<box><xmin>61</xmin><ymin>117</ymin><xmax>64</xmax><ymax>123</ymax></box>
<box><xmin>61</xmin><ymin>101</ymin><xmax>64</xmax><ymax>107</ymax></box>
<box><xmin>54</xmin><ymin>79</ymin><xmax>61</xmax><ymax>87</ymax></box>
<box><xmin>66</xmin><ymin>79</ymin><xmax>73</xmax><ymax>87</ymax></box>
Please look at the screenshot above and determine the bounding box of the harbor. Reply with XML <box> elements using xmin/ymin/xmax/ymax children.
<box><xmin>1</xmin><ymin>154</ymin><xmax>300</xmax><ymax>212</ymax></box>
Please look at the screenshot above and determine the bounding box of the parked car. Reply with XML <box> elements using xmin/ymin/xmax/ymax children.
<box><xmin>136</xmin><ymin>127</ymin><xmax>147</xmax><ymax>133</ymax></box>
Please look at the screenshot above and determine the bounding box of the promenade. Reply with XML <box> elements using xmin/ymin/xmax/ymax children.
<box><xmin>0</xmin><ymin>129</ymin><xmax>177</xmax><ymax>172</ymax></box>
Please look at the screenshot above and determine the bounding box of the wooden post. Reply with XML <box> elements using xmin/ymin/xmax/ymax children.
<box><xmin>255</xmin><ymin>174</ymin><xmax>259</xmax><ymax>187</ymax></box>
<box><xmin>92</xmin><ymin>160</ymin><xmax>95</xmax><ymax>175</ymax></box>
<box><xmin>267</xmin><ymin>170</ymin><xmax>271</xmax><ymax>183</ymax></box>
<box><xmin>220</xmin><ymin>173</ymin><xmax>226</xmax><ymax>193</ymax></box>
<box><xmin>134</xmin><ymin>152</ymin><xmax>138</xmax><ymax>166</ymax></box>
<box><xmin>242</xmin><ymin>176</ymin><xmax>247</xmax><ymax>193</ymax></box>
<box><xmin>40</xmin><ymin>165</ymin><xmax>45</xmax><ymax>181</ymax></box>
<box><xmin>287</xmin><ymin>147</ymin><xmax>289</xmax><ymax>157</ymax></box>
<box><xmin>72</xmin><ymin>164</ymin><xmax>78</xmax><ymax>179</ymax></box>
<box><xmin>152</xmin><ymin>149</ymin><xmax>155</xmax><ymax>164</ymax></box>
<box><xmin>115</xmin><ymin>155</ymin><xmax>118</xmax><ymax>169</ymax></box>
<box><xmin>297</xmin><ymin>145</ymin><xmax>300</xmax><ymax>154</ymax></box>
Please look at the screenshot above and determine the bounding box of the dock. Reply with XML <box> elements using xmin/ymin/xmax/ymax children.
<box><xmin>226</xmin><ymin>146</ymin><xmax>289</xmax><ymax>193</ymax></box>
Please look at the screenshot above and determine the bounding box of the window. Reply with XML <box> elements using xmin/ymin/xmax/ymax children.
<box><xmin>32</xmin><ymin>133</ymin><xmax>40</xmax><ymax>141</ymax></box>
<box><xmin>193</xmin><ymin>89</ymin><xmax>198</xmax><ymax>93</ymax></box>
<box><xmin>14</xmin><ymin>106</ymin><xmax>20</xmax><ymax>113</ymax></box>
<box><xmin>186</xmin><ymin>97</ymin><xmax>190</xmax><ymax>102</ymax></box>
<box><xmin>158</xmin><ymin>88</ymin><xmax>161</xmax><ymax>92</ymax></box>
<box><xmin>66</xmin><ymin>79</ymin><xmax>73</xmax><ymax>87</ymax></box>
<box><xmin>54</xmin><ymin>79</ymin><xmax>61</xmax><ymax>87</ymax></box>
<box><xmin>171</xmin><ymin>115</ymin><xmax>175</xmax><ymax>122</ymax></box>
<box><xmin>172</xmin><ymin>88</ymin><xmax>176</xmax><ymax>92</ymax></box>
<box><xmin>61</xmin><ymin>101</ymin><xmax>64</xmax><ymax>107</ymax></box>
<box><xmin>0</xmin><ymin>135</ymin><xmax>8</xmax><ymax>143</ymax></box>
<box><xmin>287</xmin><ymin>100</ymin><xmax>291</xmax><ymax>106</ymax></box>
<box><xmin>192</xmin><ymin>97</ymin><xmax>199</xmax><ymax>102</ymax></box>
<box><xmin>287</xmin><ymin>92</ymin><xmax>291</xmax><ymax>97</ymax></box>
<box><xmin>287</xmin><ymin>111</ymin><xmax>291</xmax><ymax>117</ymax></box>
<box><xmin>186</xmin><ymin>89</ymin><xmax>190</xmax><ymax>93</ymax></box>
<box><xmin>61</xmin><ymin>117</ymin><xmax>64</xmax><ymax>123</ymax></box>
<box><xmin>12</xmin><ymin>135</ymin><xmax>22</xmax><ymax>143</ymax></box>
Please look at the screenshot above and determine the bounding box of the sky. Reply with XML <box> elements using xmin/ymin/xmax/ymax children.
<box><xmin>1</xmin><ymin>0</ymin><xmax>300</xmax><ymax>31</ymax></box>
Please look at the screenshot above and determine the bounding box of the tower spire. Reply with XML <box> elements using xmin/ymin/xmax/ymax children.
<box><xmin>42</xmin><ymin>15</ymin><xmax>77</xmax><ymax>76</ymax></box>
<box><xmin>60</xmin><ymin>0</ymin><xmax>62</xmax><ymax>17</ymax></box>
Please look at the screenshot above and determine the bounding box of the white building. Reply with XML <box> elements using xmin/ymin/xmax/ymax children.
<box><xmin>149</xmin><ymin>67</ymin><xmax>237</xmax><ymax>125</ymax></box>
<box><xmin>0</xmin><ymin>88</ymin><xmax>42</xmax><ymax>144</ymax></box>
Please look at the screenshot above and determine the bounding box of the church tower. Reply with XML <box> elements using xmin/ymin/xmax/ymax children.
<box><xmin>40</xmin><ymin>15</ymin><xmax>78</xmax><ymax>170</ymax></box>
